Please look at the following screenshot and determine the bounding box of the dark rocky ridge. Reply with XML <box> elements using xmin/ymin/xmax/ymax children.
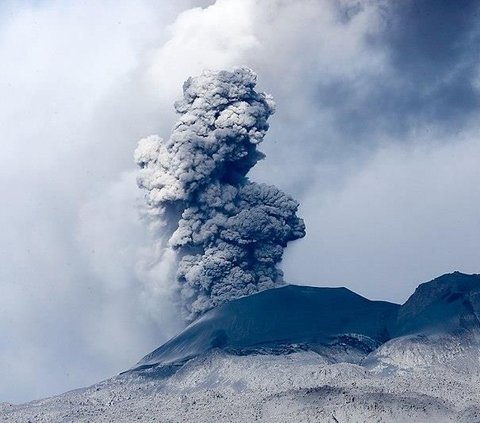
<box><xmin>393</xmin><ymin>271</ymin><xmax>480</xmax><ymax>337</ymax></box>
<box><xmin>132</xmin><ymin>272</ymin><xmax>480</xmax><ymax>372</ymax></box>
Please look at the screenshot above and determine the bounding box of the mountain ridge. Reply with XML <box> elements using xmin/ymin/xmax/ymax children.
<box><xmin>132</xmin><ymin>271</ymin><xmax>480</xmax><ymax>374</ymax></box>
<box><xmin>133</xmin><ymin>284</ymin><xmax>399</xmax><ymax>371</ymax></box>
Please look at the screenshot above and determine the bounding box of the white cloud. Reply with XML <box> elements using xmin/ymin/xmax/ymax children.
<box><xmin>0</xmin><ymin>0</ymin><xmax>194</xmax><ymax>402</ymax></box>
<box><xmin>146</xmin><ymin>0</ymin><xmax>258</xmax><ymax>101</ymax></box>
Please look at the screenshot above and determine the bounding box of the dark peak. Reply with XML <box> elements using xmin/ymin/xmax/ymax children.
<box><xmin>428</xmin><ymin>271</ymin><xmax>480</xmax><ymax>284</ymax></box>
<box><xmin>405</xmin><ymin>271</ymin><xmax>480</xmax><ymax>299</ymax></box>
<box><xmin>394</xmin><ymin>272</ymin><xmax>480</xmax><ymax>337</ymax></box>
<box><xmin>279</xmin><ymin>284</ymin><xmax>363</xmax><ymax>297</ymax></box>
<box><xmin>134</xmin><ymin>283</ymin><xmax>399</xmax><ymax>370</ymax></box>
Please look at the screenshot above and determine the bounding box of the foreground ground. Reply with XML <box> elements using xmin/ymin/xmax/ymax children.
<box><xmin>2</xmin><ymin>341</ymin><xmax>480</xmax><ymax>423</ymax></box>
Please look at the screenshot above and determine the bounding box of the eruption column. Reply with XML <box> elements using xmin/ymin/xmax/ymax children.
<box><xmin>135</xmin><ymin>68</ymin><xmax>305</xmax><ymax>321</ymax></box>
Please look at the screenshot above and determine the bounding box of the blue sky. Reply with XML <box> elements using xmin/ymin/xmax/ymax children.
<box><xmin>0</xmin><ymin>0</ymin><xmax>479</xmax><ymax>402</ymax></box>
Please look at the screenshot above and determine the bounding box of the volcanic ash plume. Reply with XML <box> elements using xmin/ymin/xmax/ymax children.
<box><xmin>135</xmin><ymin>67</ymin><xmax>305</xmax><ymax>322</ymax></box>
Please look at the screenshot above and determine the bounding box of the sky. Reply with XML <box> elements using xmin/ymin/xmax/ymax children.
<box><xmin>0</xmin><ymin>0</ymin><xmax>479</xmax><ymax>403</ymax></box>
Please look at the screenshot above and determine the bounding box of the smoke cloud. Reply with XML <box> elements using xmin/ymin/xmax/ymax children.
<box><xmin>135</xmin><ymin>67</ymin><xmax>305</xmax><ymax>321</ymax></box>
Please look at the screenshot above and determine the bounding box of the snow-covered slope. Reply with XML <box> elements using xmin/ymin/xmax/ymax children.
<box><xmin>2</xmin><ymin>272</ymin><xmax>480</xmax><ymax>423</ymax></box>
<box><xmin>3</xmin><ymin>348</ymin><xmax>480</xmax><ymax>423</ymax></box>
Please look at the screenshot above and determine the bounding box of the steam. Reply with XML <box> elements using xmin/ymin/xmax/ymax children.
<box><xmin>135</xmin><ymin>67</ymin><xmax>305</xmax><ymax>321</ymax></box>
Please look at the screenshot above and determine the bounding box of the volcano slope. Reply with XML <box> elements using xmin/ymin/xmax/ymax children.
<box><xmin>2</xmin><ymin>272</ymin><xmax>480</xmax><ymax>423</ymax></box>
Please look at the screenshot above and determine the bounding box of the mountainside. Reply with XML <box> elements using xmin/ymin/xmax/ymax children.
<box><xmin>366</xmin><ymin>272</ymin><xmax>480</xmax><ymax>373</ymax></box>
<box><xmin>2</xmin><ymin>272</ymin><xmax>480</xmax><ymax>423</ymax></box>
<box><xmin>135</xmin><ymin>272</ymin><xmax>480</xmax><ymax>373</ymax></box>
<box><xmin>135</xmin><ymin>285</ymin><xmax>399</xmax><ymax>371</ymax></box>
<box><xmin>393</xmin><ymin>272</ymin><xmax>480</xmax><ymax>337</ymax></box>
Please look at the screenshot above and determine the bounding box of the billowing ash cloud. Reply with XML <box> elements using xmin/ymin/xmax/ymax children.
<box><xmin>135</xmin><ymin>67</ymin><xmax>305</xmax><ymax>321</ymax></box>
